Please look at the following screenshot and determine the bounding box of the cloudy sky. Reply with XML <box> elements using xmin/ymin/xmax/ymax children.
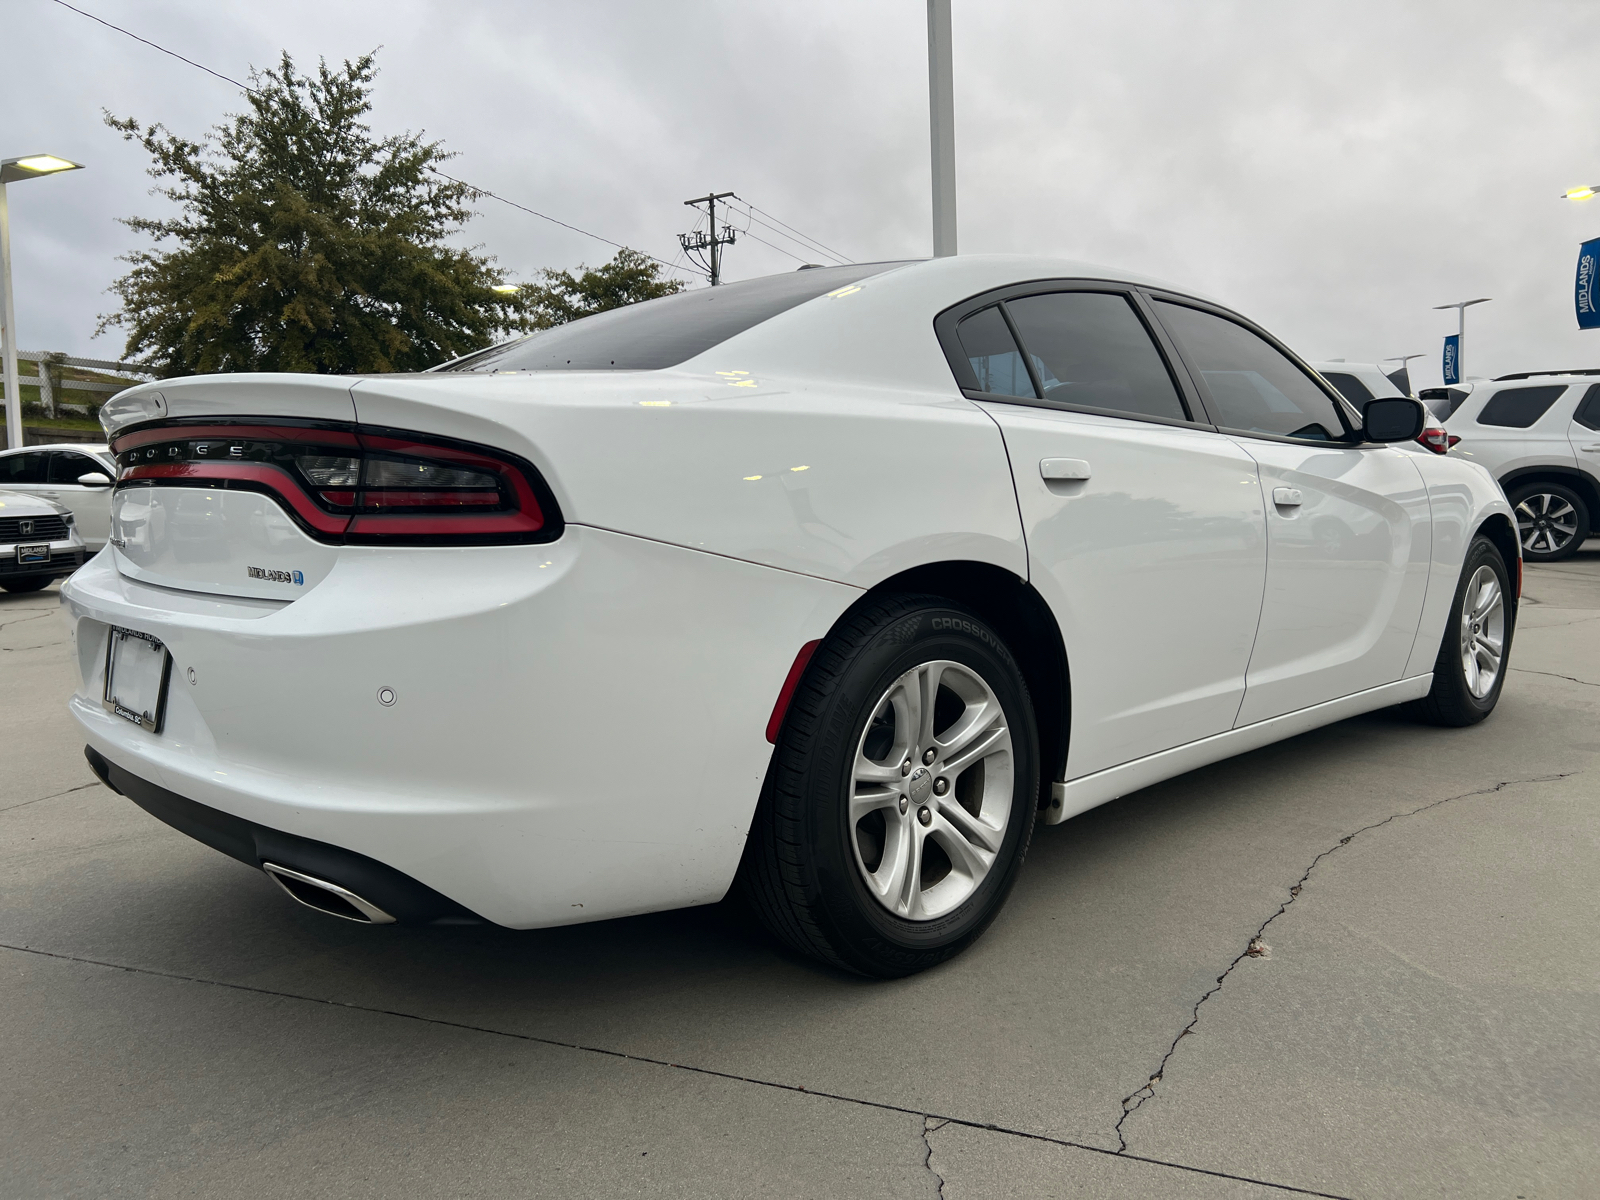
<box><xmin>4</xmin><ymin>0</ymin><xmax>1598</xmax><ymax>388</ymax></box>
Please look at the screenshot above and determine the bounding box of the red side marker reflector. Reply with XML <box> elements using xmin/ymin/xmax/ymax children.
<box><xmin>1516</xmin><ymin>557</ymin><xmax>1523</xmax><ymax>600</ymax></box>
<box><xmin>767</xmin><ymin>640</ymin><xmax>821</xmax><ymax>745</ymax></box>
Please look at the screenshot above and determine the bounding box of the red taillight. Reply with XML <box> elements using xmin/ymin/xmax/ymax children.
<box><xmin>767</xmin><ymin>640</ymin><xmax>821</xmax><ymax>744</ymax></box>
<box><xmin>1416</xmin><ymin>427</ymin><xmax>1455</xmax><ymax>454</ymax></box>
<box><xmin>110</xmin><ymin>420</ymin><xmax>559</xmax><ymax>546</ymax></box>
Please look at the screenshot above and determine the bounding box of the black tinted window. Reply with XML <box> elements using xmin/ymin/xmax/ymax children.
<box><xmin>48</xmin><ymin>452</ymin><xmax>105</xmax><ymax>484</ymax></box>
<box><xmin>1155</xmin><ymin>302</ymin><xmax>1346</xmax><ymax>440</ymax></box>
<box><xmin>957</xmin><ymin>306</ymin><xmax>1035</xmax><ymax>398</ymax></box>
<box><xmin>1004</xmin><ymin>292</ymin><xmax>1187</xmax><ymax>422</ymax></box>
<box><xmin>1476</xmin><ymin>385</ymin><xmax>1568</xmax><ymax>428</ymax></box>
<box><xmin>442</xmin><ymin>262</ymin><xmax>907</xmax><ymax>373</ymax></box>
<box><xmin>1322</xmin><ymin>371</ymin><xmax>1374</xmax><ymax>410</ymax></box>
<box><xmin>1575</xmin><ymin>383</ymin><xmax>1600</xmax><ymax>431</ymax></box>
<box><xmin>0</xmin><ymin>451</ymin><xmax>49</xmax><ymax>485</ymax></box>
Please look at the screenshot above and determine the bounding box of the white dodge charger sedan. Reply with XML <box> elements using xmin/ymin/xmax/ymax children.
<box><xmin>65</xmin><ymin>256</ymin><xmax>1517</xmax><ymax>977</ymax></box>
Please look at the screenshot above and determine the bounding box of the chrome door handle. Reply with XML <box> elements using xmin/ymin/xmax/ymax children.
<box><xmin>1272</xmin><ymin>487</ymin><xmax>1303</xmax><ymax>507</ymax></box>
<box><xmin>1040</xmin><ymin>458</ymin><xmax>1091</xmax><ymax>481</ymax></box>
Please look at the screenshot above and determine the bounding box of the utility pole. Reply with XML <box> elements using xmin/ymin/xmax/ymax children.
<box><xmin>927</xmin><ymin>0</ymin><xmax>956</xmax><ymax>257</ymax></box>
<box><xmin>680</xmin><ymin>192</ymin><xmax>737</xmax><ymax>285</ymax></box>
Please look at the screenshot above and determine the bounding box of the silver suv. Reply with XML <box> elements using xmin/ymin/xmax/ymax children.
<box><xmin>1444</xmin><ymin>370</ymin><xmax>1600</xmax><ymax>560</ymax></box>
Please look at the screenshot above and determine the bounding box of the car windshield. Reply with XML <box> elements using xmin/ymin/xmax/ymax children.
<box><xmin>439</xmin><ymin>262</ymin><xmax>911</xmax><ymax>373</ymax></box>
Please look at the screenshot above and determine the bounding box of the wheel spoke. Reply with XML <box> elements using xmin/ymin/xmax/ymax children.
<box><xmin>928</xmin><ymin>810</ymin><xmax>997</xmax><ymax>880</ymax></box>
<box><xmin>939</xmin><ymin>717</ymin><xmax>1008</xmax><ymax>779</ymax></box>
<box><xmin>916</xmin><ymin>662</ymin><xmax>945</xmax><ymax>749</ymax></box>
<box><xmin>935</xmin><ymin>795</ymin><xmax>1005</xmax><ymax>854</ymax></box>
<box><xmin>851</xmin><ymin>783</ymin><xmax>900</xmax><ymax>821</ymax></box>
<box><xmin>863</xmin><ymin>811</ymin><xmax>914</xmax><ymax>905</ymax></box>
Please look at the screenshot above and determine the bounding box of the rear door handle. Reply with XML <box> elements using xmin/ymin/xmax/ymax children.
<box><xmin>1272</xmin><ymin>487</ymin><xmax>1303</xmax><ymax>507</ymax></box>
<box><xmin>1580</xmin><ymin>443</ymin><xmax>1600</xmax><ymax>452</ymax></box>
<box><xmin>1040</xmin><ymin>458</ymin><xmax>1091</xmax><ymax>481</ymax></box>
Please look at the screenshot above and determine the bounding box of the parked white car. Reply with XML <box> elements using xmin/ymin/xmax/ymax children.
<box><xmin>1442</xmin><ymin>370</ymin><xmax>1600</xmax><ymax>561</ymax></box>
<box><xmin>0</xmin><ymin>443</ymin><xmax>117</xmax><ymax>550</ymax></box>
<box><xmin>65</xmin><ymin>256</ymin><xmax>1517</xmax><ymax>976</ymax></box>
<box><xmin>1310</xmin><ymin>361</ymin><xmax>1406</xmax><ymax>413</ymax></box>
<box><xmin>0</xmin><ymin>488</ymin><xmax>87</xmax><ymax>592</ymax></box>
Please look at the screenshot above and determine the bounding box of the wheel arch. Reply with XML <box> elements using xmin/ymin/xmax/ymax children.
<box><xmin>1474</xmin><ymin>512</ymin><xmax>1521</xmax><ymax>608</ymax></box>
<box><xmin>1498</xmin><ymin>465</ymin><xmax>1600</xmax><ymax>517</ymax></box>
<box><xmin>850</xmin><ymin>560</ymin><xmax>1070</xmax><ymax>809</ymax></box>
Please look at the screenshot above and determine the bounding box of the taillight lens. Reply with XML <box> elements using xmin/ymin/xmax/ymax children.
<box><xmin>110</xmin><ymin>420</ymin><xmax>559</xmax><ymax>545</ymax></box>
<box><xmin>1416</xmin><ymin>427</ymin><xmax>1460</xmax><ymax>455</ymax></box>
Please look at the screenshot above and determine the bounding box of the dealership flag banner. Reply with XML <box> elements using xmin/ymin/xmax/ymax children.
<box><xmin>1577</xmin><ymin>238</ymin><xmax>1600</xmax><ymax>330</ymax></box>
<box><xmin>1442</xmin><ymin>335</ymin><xmax>1461</xmax><ymax>385</ymax></box>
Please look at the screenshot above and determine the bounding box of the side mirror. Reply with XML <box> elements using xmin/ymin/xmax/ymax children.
<box><xmin>1363</xmin><ymin>397</ymin><xmax>1426</xmax><ymax>443</ymax></box>
<box><xmin>77</xmin><ymin>472</ymin><xmax>113</xmax><ymax>488</ymax></box>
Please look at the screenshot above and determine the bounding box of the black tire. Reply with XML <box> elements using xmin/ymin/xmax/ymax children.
<box><xmin>1508</xmin><ymin>482</ymin><xmax>1590</xmax><ymax>562</ymax></box>
<box><xmin>0</xmin><ymin>576</ymin><xmax>52</xmax><ymax>594</ymax></box>
<box><xmin>1410</xmin><ymin>536</ymin><xmax>1514</xmax><ymax>727</ymax></box>
<box><xmin>738</xmin><ymin>595</ymin><xmax>1039</xmax><ymax>978</ymax></box>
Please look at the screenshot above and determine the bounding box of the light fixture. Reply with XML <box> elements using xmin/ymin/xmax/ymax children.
<box><xmin>1562</xmin><ymin>185</ymin><xmax>1600</xmax><ymax>201</ymax></box>
<box><xmin>491</xmin><ymin>284</ymin><xmax>520</xmax><ymax>294</ymax></box>
<box><xmin>1</xmin><ymin>154</ymin><xmax>85</xmax><ymax>184</ymax></box>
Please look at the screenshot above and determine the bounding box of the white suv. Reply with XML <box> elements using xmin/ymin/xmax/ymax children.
<box><xmin>1443</xmin><ymin>371</ymin><xmax>1600</xmax><ymax>561</ymax></box>
<box><xmin>1310</xmin><ymin>361</ymin><xmax>1406</xmax><ymax>414</ymax></box>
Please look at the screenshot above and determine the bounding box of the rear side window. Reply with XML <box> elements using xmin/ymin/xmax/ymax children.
<box><xmin>1576</xmin><ymin>383</ymin><xmax>1600</xmax><ymax>431</ymax></box>
<box><xmin>1476</xmin><ymin>385</ymin><xmax>1567</xmax><ymax>428</ymax></box>
<box><xmin>1155</xmin><ymin>301</ymin><xmax>1346</xmax><ymax>441</ymax></box>
<box><xmin>0</xmin><ymin>451</ymin><xmax>50</xmax><ymax>485</ymax></box>
<box><xmin>1322</xmin><ymin>371</ymin><xmax>1374</xmax><ymax>410</ymax></box>
<box><xmin>1004</xmin><ymin>292</ymin><xmax>1188</xmax><ymax>422</ymax></box>
<box><xmin>956</xmin><ymin>306</ymin><xmax>1035</xmax><ymax>398</ymax></box>
<box><xmin>440</xmin><ymin>262</ymin><xmax>907</xmax><ymax>373</ymax></box>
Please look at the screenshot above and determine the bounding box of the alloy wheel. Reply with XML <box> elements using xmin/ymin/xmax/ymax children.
<box><xmin>1514</xmin><ymin>492</ymin><xmax>1579</xmax><ymax>555</ymax></box>
<box><xmin>849</xmin><ymin>660</ymin><xmax>1013</xmax><ymax>921</ymax></box>
<box><xmin>1459</xmin><ymin>565</ymin><xmax>1505</xmax><ymax>699</ymax></box>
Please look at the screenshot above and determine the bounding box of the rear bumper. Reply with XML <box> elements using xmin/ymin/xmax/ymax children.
<box><xmin>84</xmin><ymin>746</ymin><xmax>478</xmax><ymax>924</ymax></box>
<box><xmin>61</xmin><ymin>524</ymin><xmax>856</xmax><ymax>928</ymax></box>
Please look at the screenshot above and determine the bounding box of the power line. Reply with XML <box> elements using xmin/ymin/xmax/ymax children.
<box><xmin>734</xmin><ymin>196</ymin><xmax>853</xmax><ymax>264</ymax></box>
<box><xmin>721</xmin><ymin>201</ymin><xmax>846</xmax><ymax>266</ymax></box>
<box><xmin>47</xmin><ymin>0</ymin><xmax>694</xmax><ymax>276</ymax></box>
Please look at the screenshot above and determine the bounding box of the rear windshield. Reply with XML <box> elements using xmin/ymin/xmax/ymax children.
<box><xmin>440</xmin><ymin>262</ymin><xmax>909</xmax><ymax>373</ymax></box>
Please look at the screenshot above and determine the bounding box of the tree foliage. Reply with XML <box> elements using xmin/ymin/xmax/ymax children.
<box><xmin>102</xmin><ymin>53</ymin><xmax>534</xmax><ymax>376</ymax></box>
<box><xmin>521</xmin><ymin>248</ymin><xmax>685</xmax><ymax>330</ymax></box>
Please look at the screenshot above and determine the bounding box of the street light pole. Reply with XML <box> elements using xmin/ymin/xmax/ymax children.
<box><xmin>1432</xmin><ymin>297</ymin><xmax>1491</xmax><ymax>382</ymax></box>
<box><xmin>927</xmin><ymin>0</ymin><xmax>957</xmax><ymax>257</ymax></box>
<box><xmin>1</xmin><ymin>155</ymin><xmax>85</xmax><ymax>449</ymax></box>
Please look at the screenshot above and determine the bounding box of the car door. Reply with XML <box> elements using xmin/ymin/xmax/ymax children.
<box><xmin>44</xmin><ymin>449</ymin><xmax>114</xmax><ymax>548</ymax></box>
<box><xmin>939</xmin><ymin>285</ymin><xmax>1268</xmax><ymax>779</ymax></box>
<box><xmin>1150</xmin><ymin>299</ymin><xmax>1431</xmax><ymax>726</ymax></box>
<box><xmin>1570</xmin><ymin>382</ymin><xmax>1600</xmax><ymax>489</ymax></box>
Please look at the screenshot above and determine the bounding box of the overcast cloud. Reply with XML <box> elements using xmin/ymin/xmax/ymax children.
<box><xmin>4</xmin><ymin>0</ymin><xmax>1598</xmax><ymax>388</ymax></box>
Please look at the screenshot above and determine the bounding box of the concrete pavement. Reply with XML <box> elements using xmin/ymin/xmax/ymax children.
<box><xmin>2</xmin><ymin>546</ymin><xmax>1596</xmax><ymax>1198</ymax></box>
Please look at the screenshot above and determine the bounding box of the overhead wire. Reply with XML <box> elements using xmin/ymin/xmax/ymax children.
<box><xmin>47</xmin><ymin>0</ymin><xmax>697</xmax><ymax>276</ymax></box>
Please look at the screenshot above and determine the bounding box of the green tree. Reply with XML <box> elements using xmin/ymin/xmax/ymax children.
<box><xmin>522</xmin><ymin>247</ymin><xmax>685</xmax><ymax>330</ymax></box>
<box><xmin>102</xmin><ymin>52</ymin><xmax>533</xmax><ymax>376</ymax></box>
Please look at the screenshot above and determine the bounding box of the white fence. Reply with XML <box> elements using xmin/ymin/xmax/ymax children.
<box><xmin>4</xmin><ymin>350</ymin><xmax>151</xmax><ymax>418</ymax></box>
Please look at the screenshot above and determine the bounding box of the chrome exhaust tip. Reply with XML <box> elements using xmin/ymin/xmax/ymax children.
<box><xmin>262</xmin><ymin>862</ymin><xmax>397</xmax><ymax>925</ymax></box>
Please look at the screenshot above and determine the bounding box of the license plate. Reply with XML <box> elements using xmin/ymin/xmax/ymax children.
<box><xmin>15</xmin><ymin>543</ymin><xmax>49</xmax><ymax>564</ymax></box>
<box><xmin>103</xmin><ymin>628</ymin><xmax>172</xmax><ymax>733</ymax></box>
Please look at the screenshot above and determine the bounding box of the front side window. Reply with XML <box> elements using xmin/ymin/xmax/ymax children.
<box><xmin>48</xmin><ymin>452</ymin><xmax>105</xmax><ymax>484</ymax></box>
<box><xmin>1155</xmin><ymin>301</ymin><xmax>1346</xmax><ymax>441</ymax></box>
<box><xmin>1575</xmin><ymin>383</ymin><xmax>1600</xmax><ymax>431</ymax></box>
<box><xmin>956</xmin><ymin>306</ymin><xmax>1035</xmax><ymax>398</ymax></box>
<box><xmin>1003</xmin><ymin>292</ymin><xmax>1188</xmax><ymax>422</ymax></box>
<box><xmin>1476</xmin><ymin>385</ymin><xmax>1568</xmax><ymax>429</ymax></box>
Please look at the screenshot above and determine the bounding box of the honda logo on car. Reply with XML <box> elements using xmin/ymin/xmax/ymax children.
<box><xmin>247</xmin><ymin>566</ymin><xmax>304</xmax><ymax>585</ymax></box>
<box><xmin>18</xmin><ymin>519</ymin><xmax>32</xmax><ymax>536</ymax></box>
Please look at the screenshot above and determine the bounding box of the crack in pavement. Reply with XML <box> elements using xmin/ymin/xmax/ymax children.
<box><xmin>1511</xmin><ymin>667</ymin><xmax>1600</xmax><ymax>688</ymax></box>
<box><xmin>0</xmin><ymin>781</ymin><xmax>101</xmax><ymax>815</ymax></box>
<box><xmin>921</xmin><ymin>1117</ymin><xmax>950</xmax><ymax>1199</ymax></box>
<box><xmin>1111</xmin><ymin>771</ymin><xmax>1576</xmax><ymax>1154</ymax></box>
<box><xmin>0</xmin><ymin>940</ymin><xmax>1350</xmax><ymax>1199</ymax></box>
<box><xmin>1</xmin><ymin>641</ymin><xmax>69</xmax><ymax>653</ymax></box>
<box><xmin>0</xmin><ymin>610</ymin><xmax>54</xmax><ymax>635</ymax></box>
